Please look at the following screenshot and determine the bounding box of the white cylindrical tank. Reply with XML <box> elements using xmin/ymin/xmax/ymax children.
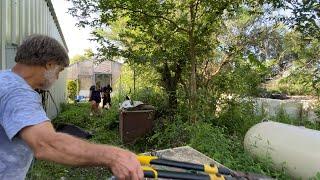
<box><xmin>244</xmin><ymin>121</ymin><xmax>320</xmax><ymax>179</ymax></box>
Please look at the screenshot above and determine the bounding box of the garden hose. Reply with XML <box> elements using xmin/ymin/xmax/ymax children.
<box><xmin>138</xmin><ymin>155</ymin><xmax>231</xmax><ymax>175</ymax></box>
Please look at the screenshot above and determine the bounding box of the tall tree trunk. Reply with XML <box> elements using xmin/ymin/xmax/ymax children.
<box><xmin>133</xmin><ymin>67</ymin><xmax>136</xmax><ymax>94</ymax></box>
<box><xmin>160</xmin><ymin>61</ymin><xmax>180</xmax><ymax>112</ymax></box>
<box><xmin>189</xmin><ymin>2</ymin><xmax>197</xmax><ymax>122</ymax></box>
<box><xmin>167</xmin><ymin>88</ymin><xmax>178</xmax><ymax>110</ymax></box>
<box><xmin>189</xmin><ymin>36</ymin><xmax>197</xmax><ymax>122</ymax></box>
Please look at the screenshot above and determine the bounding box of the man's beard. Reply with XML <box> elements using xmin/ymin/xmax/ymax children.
<box><xmin>41</xmin><ymin>67</ymin><xmax>59</xmax><ymax>90</ymax></box>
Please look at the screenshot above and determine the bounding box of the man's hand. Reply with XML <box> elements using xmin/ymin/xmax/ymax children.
<box><xmin>19</xmin><ymin>121</ymin><xmax>143</xmax><ymax>179</ymax></box>
<box><xmin>108</xmin><ymin>147</ymin><xmax>144</xmax><ymax>180</ymax></box>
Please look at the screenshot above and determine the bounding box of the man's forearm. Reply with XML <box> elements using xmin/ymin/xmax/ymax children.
<box><xmin>35</xmin><ymin>132</ymin><xmax>117</xmax><ymax>167</ymax></box>
<box><xmin>20</xmin><ymin>121</ymin><xmax>143</xmax><ymax>179</ymax></box>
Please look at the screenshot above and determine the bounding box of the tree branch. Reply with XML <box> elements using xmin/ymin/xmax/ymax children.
<box><xmin>112</xmin><ymin>6</ymin><xmax>188</xmax><ymax>33</ymax></box>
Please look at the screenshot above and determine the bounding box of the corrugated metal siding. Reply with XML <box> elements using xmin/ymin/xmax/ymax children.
<box><xmin>0</xmin><ymin>0</ymin><xmax>69</xmax><ymax>119</ymax></box>
<box><xmin>2</xmin><ymin>0</ymin><xmax>67</xmax><ymax>49</ymax></box>
<box><xmin>79</xmin><ymin>60</ymin><xmax>94</xmax><ymax>76</ymax></box>
<box><xmin>0</xmin><ymin>0</ymin><xmax>6</xmax><ymax>70</ymax></box>
<box><xmin>46</xmin><ymin>70</ymin><xmax>67</xmax><ymax>119</ymax></box>
<box><xmin>5</xmin><ymin>45</ymin><xmax>17</xmax><ymax>68</ymax></box>
<box><xmin>94</xmin><ymin>61</ymin><xmax>112</xmax><ymax>74</ymax></box>
<box><xmin>67</xmin><ymin>63</ymin><xmax>79</xmax><ymax>80</ymax></box>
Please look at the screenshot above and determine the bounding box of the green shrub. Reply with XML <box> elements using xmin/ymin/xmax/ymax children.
<box><xmin>147</xmin><ymin>115</ymin><xmax>189</xmax><ymax>148</ymax></box>
<box><xmin>215</xmin><ymin>98</ymin><xmax>262</xmax><ymax>137</ymax></box>
<box><xmin>189</xmin><ymin>122</ymin><xmax>290</xmax><ymax>179</ymax></box>
<box><xmin>67</xmin><ymin>80</ymin><xmax>78</xmax><ymax>101</ymax></box>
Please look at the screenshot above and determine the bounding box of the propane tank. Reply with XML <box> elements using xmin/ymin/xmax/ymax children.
<box><xmin>244</xmin><ymin>121</ymin><xmax>320</xmax><ymax>179</ymax></box>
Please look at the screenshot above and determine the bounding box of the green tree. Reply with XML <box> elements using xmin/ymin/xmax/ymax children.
<box><xmin>68</xmin><ymin>0</ymin><xmax>269</xmax><ymax>118</ymax></box>
<box><xmin>271</xmin><ymin>0</ymin><xmax>320</xmax><ymax>39</ymax></box>
<box><xmin>68</xmin><ymin>0</ymin><xmax>319</xmax><ymax>118</ymax></box>
<box><xmin>277</xmin><ymin>31</ymin><xmax>320</xmax><ymax>95</ymax></box>
<box><xmin>70</xmin><ymin>48</ymin><xmax>94</xmax><ymax>64</ymax></box>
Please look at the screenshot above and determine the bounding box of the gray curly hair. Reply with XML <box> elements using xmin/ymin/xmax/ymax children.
<box><xmin>15</xmin><ymin>34</ymin><xmax>69</xmax><ymax>67</ymax></box>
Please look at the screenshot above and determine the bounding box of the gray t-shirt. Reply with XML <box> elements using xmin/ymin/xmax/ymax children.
<box><xmin>0</xmin><ymin>70</ymin><xmax>49</xmax><ymax>180</ymax></box>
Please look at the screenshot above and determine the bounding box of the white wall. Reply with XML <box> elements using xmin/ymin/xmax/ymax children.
<box><xmin>254</xmin><ymin>98</ymin><xmax>319</xmax><ymax>122</ymax></box>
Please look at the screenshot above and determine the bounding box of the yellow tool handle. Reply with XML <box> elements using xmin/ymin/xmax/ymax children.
<box><xmin>138</xmin><ymin>155</ymin><xmax>158</xmax><ymax>165</ymax></box>
<box><xmin>138</xmin><ymin>155</ymin><xmax>220</xmax><ymax>174</ymax></box>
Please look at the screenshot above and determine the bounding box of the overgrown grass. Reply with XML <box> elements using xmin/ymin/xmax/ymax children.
<box><xmin>268</xmin><ymin>107</ymin><xmax>320</xmax><ymax>131</ymax></box>
<box><xmin>26</xmin><ymin>103</ymin><xmax>121</xmax><ymax>179</ymax></box>
<box><xmin>27</xmin><ymin>102</ymin><xmax>291</xmax><ymax>179</ymax></box>
<box><xmin>27</xmin><ymin>91</ymin><xmax>320</xmax><ymax>179</ymax></box>
<box><xmin>134</xmin><ymin>117</ymin><xmax>291</xmax><ymax>179</ymax></box>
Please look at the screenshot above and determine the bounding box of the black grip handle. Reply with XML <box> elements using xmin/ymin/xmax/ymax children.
<box><xmin>151</xmin><ymin>158</ymin><xmax>232</xmax><ymax>175</ymax></box>
<box><xmin>144</xmin><ymin>169</ymin><xmax>211</xmax><ymax>180</ymax></box>
<box><xmin>151</xmin><ymin>158</ymin><xmax>205</xmax><ymax>171</ymax></box>
<box><xmin>144</xmin><ymin>170</ymin><xmax>157</xmax><ymax>177</ymax></box>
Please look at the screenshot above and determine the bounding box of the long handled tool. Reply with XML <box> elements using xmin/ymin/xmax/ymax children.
<box><xmin>138</xmin><ymin>155</ymin><xmax>232</xmax><ymax>176</ymax></box>
<box><xmin>110</xmin><ymin>155</ymin><xmax>272</xmax><ymax>180</ymax></box>
<box><xmin>138</xmin><ymin>155</ymin><xmax>272</xmax><ymax>180</ymax></box>
<box><xmin>110</xmin><ymin>167</ymin><xmax>228</xmax><ymax>180</ymax></box>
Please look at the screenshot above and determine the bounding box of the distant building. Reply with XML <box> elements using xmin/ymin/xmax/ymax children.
<box><xmin>67</xmin><ymin>60</ymin><xmax>122</xmax><ymax>97</ymax></box>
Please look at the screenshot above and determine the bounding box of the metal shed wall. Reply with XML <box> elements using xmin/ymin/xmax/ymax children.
<box><xmin>0</xmin><ymin>0</ymin><xmax>69</xmax><ymax>119</ymax></box>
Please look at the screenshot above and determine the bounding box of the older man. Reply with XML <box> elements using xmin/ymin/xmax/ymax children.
<box><xmin>0</xmin><ymin>35</ymin><xmax>143</xmax><ymax>180</ymax></box>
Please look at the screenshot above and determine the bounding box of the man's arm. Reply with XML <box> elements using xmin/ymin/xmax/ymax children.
<box><xmin>19</xmin><ymin>121</ymin><xmax>143</xmax><ymax>180</ymax></box>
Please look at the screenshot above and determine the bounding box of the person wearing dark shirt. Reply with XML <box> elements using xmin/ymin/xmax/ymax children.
<box><xmin>102</xmin><ymin>84</ymin><xmax>112</xmax><ymax>109</ymax></box>
<box><xmin>89</xmin><ymin>84</ymin><xmax>101</xmax><ymax>116</ymax></box>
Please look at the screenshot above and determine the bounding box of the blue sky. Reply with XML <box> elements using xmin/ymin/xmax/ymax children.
<box><xmin>51</xmin><ymin>0</ymin><xmax>96</xmax><ymax>58</ymax></box>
